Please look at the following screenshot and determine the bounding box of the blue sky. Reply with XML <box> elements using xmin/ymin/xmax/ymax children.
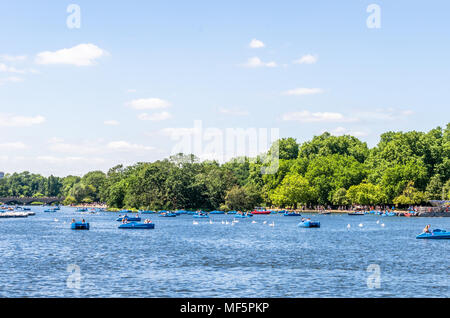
<box><xmin>0</xmin><ymin>0</ymin><xmax>449</xmax><ymax>176</ymax></box>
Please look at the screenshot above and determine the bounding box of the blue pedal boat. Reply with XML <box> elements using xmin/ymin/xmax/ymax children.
<box><xmin>209</xmin><ymin>210</ymin><xmax>225</xmax><ymax>215</ymax></box>
<box><xmin>227</xmin><ymin>211</ymin><xmax>237</xmax><ymax>214</ymax></box>
<box><xmin>116</xmin><ymin>216</ymin><xmax>141</xmax><ymax>222</ymax></box>
<box><xmin>348</xmin><ymin>212</ymin><xmax>365</xmax><ymax>216</ymax></box>
<box><xmin>71</xmin><ymin>222</ymin><xmax>90</xmax><ymax>230</ymax></box>
<box><xmin>139</xmin><ymin>210</ymin><xmax>156</xmax><ymax>214</ymax></box>
<box><xmin>298</xmin><ymin>220</ymin><xmax>321</xmax><ymax>228</ymax></box>
<box><xmin>193</xmin><ymin>213</ymin><xmax>209</xmax><ymax>218</ymax></box>
<box><xmin>284</xmin><ymin>212</ymin><xmax>302</xmax><ymax>216</ymax></box>
<box><xmin>119</xmin><ymin>222</ymin><xmax>155</xmax><ymax>229</ymax></box>
<box><xmin>234</xmin><ymin>213</ymin><xmax>253</xmax><ymax>218</ymax></box>
<box><xmin>416</xmin><ymin>229</ymin><xmax>450</xmax><ymax>239</ymax></box>
<box><xmin>158</xmin><ymin>212</ymin><xmax>177</xmax><ymax>217</ymax></box>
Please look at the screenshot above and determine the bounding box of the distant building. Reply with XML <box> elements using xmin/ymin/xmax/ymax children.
<box><xmin>0</xmin><ymin>172</ymin><xmax>4</xmax><ymax>179</ymax></box>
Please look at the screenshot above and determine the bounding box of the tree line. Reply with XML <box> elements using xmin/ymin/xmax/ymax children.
<box><xmin>1</xmin><ymin>124</ymin><xmax>449</xmax><ymax>210</ymax></box>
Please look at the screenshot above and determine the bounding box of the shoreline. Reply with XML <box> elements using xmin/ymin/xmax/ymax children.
<box><xmin>4</xmin><ymin>204</ymin><xmax>448</xmax><ymax>217</ymax></box>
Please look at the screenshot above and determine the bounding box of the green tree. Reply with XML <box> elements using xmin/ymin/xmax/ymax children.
<box><xmin>347</xmin><ymin>182</ymin><xmax>386</xmax><ymax>205</ymax></box>
<box><xmin>332</xmin><ymin>188</ymin><xmax>349</xmax><ymax>205</ymax></box>
<box><xmin>393</xmin><ymin>181</ymin><xmax>427</xmax><ymax>205</ymax></box>
<box><xmin>270</xmin><ymin>173</ymin><xmax>315</xmax><ymax>208</ymax></box>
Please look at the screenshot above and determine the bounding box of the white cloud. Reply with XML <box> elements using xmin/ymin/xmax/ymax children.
<box><xmin>0</xmin><ymin>76</ymin><xmax>24</xmax><ymax>85</ymax></box>
<box><xmin>35</xmin><ymin>43</ymin><xmax>107</xmax><ymax>66</ymax></box>
<box><xmin>249</xmin><ymin>39</ymin><xmax>265</xmax><ymax>49</ymax></box>
<box><xmin>104</xmin><ymin>120</ymin><xmax>120</xmax><ymax>126</ymax></box>
<box><xmin>355</xmin><ymin>108</ymin><xmax>415</xmax><ymax>121</ymax></box>
<box><xmin>282</xmin><ymin>87</ymin><xmax>324</xmax><ymax>96</ymax></box>
<box><xmin>219</xmin><ymin>107</ymin><xmax>249</xmax><ymax>116</ymax></box>
<box><xmin>0</xmin><ymin>55</ymin><xmax>27</xmax><ymax>62</ymax></box>
<box><xmin>138</xmin><ymin>111</ymin><xmax>172</xmax><ymax>121</ymax></box>
<box><xmin>242</xmin><ymin>57</ymin><xmax>277</xmax><ymax>68</ymax></box>
<box><xmin>159</xmin><ymin>127</ymin><xmax>197</xmax><ymax>138</ymax></box>
<box><xmin>0</xmin><ymin>114</ymin><xmax>46</xmax><ymax>127</ymax></box>
<box><xmin>37</xmin><ymin>156</ymin><xmax>105</xmax><ymax>164</ymax></box>
<box><xmin>0</xmin><ymin>63</ymin><xmax>26</xmax><ymax>74</ymax></box>
<box><xmin>0</xmin><ymin>142</ymin><xmax>27</xmax><ymax>150</ymax></box>
<box><xmin>48</xmin><ymin>140</ymin><xmax>102</xmax><ymax>155</ymax></box>
<box><xmin>126</xmin><ymin>98</ymin><xmax>171</xmax><ymax>110</ymax></box>
<box><xmin>294</xmin><ymin>54</ymin><xmax>318</xmax><ymax>65</ymax></box>
<box><xmin>329</xmin><ymin>127</ymin><xmax>368</xmax><ymax>137</ymax></box>
<box><xmin>281</xmin><ymin>111</ymin><xmax>356</xmax><ymax>123</ymax></box>
<box><xmin>107</xmin><ymin>141</ymin><xmax>154</xmax><ymax>152</ymax></box>
<box><xmin>48</xmin><ymin>138</ymin><xmax>158</xmax><ymax>156</ymax></box>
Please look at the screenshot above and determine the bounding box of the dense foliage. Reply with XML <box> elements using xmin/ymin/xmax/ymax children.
<box><xmin>1</xmin><ymin>125</ymin><xmax>449</xmax><ymax>210</ymax></box>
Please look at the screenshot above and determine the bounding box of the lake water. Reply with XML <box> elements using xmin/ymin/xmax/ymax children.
<box><xmin>0</xmin><ymin>207</ymin><xmax>448</xmax><ymax>298</ymax></box>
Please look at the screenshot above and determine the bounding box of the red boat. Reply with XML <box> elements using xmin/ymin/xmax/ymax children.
<box><xmin>252</xmin><ymin>207</ymin><xmax>272</xmax><ymax>215</ymax></box>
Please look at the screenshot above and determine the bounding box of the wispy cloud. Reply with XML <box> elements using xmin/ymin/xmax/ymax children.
<box><xmin>355</xmin><ymin>108</ymin><xmax>415</xmax><ymax>121</ymax></box>
<box><xmin>107</xmin><ymin>141</ymin><xmax>154</xmax><ymax>152</ymax></box>
<box><xmin>0</xmin><ymin>114</ymin><xmax>46</xmax><ymax>127</ymax></box>
<box><xmin>294</xmin><ymin>54</ymin><xmax>318</xmax><ymax>65</ymax></box>
<box><xmin>138</xmin><ymin>111</ymin><xmax>172</xmax><ymax>121</ymax></box>
<box><xmin>218</xmin><ymin>107</ymin><xmax>249</xmax><ymax>116</ymax></box>
<box><xmin>35</xmin><ymin>43</ymin><xmax>107</xmax><ymax>66</ymax></box>
<box><xmin>0</xmin><ymin>76</ymin><xmax>24</xmax><ymax>85</ymax></box>
<box><xmin>329</xmin><ymin>126</ymin><xmax>368</xmax><ymax>137</ymax></box>
<box><xmin>282</xmin><ymin>87</ymin><xmax>324</xmax><ymax>96</ymax></box>
<box><xmin>281</xmin><ymin>108</ymin><xmax>414</xmax><ymax>124</ymax></box>
<box><xmin>126</xmin><ymin>98</ymin><xmax>171</xmax><ymax>110</ymax></box>
<box><xmin>0</xmin><ymin>142</ymin><xmax>27</xmax><ymax>150</ymax></box>
<box><xmin>37</xmin><ymin>156</ymin><xmax>105</xmax><ymax>164</ymax></box>
<box><xmin>249</xmin><ymin>39</ymin><xmax>265</xmax><ymax>49</ymax></box>
<box><xmin>0</xmin><ymin>63</ymin><xmax>27</xmax><ymax>74</ymax></box>
<box><xmin>49</xmin><ymin>139</ymin><xmax>155</xmax><ymax>155</ymax></box>
<box><xmin>159</xmin><ymin>127</ymin><xmax>197</xmax><ymax>138</ymax></box>
<box><xmin>48</xmin><ymin>140</ymin><xmax>103</xmax><ymax>155</ymax></box>
<box><xmin>0</xmin><ymin>55</ymin><xmax>27</xmax><ymax>62</ymax></box>
<box><xmin>281</xmin><ymin>111</ymin><xmax>356</xmax><ymax>123</ymax></box>
<box><xmin>242</xmin><ymin>57</ymin><xmax>277</xmax><ymax>68</ymax></box>
<box><xmin>104</xmin><ymin>120</ymin><xmax>120</xmax><ymax>126</ymax></box>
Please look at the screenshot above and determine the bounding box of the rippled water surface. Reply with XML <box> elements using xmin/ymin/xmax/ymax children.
<box><xmin>0</xmin><ymin>207</ymin><xmax>449</xmax><ymax>297</ymax></box>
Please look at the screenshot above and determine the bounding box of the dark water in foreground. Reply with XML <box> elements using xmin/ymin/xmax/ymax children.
<box><xmin>0</xmin><ymin>207</ymin><xmax>448</xmax><ymax>298</ymax></box>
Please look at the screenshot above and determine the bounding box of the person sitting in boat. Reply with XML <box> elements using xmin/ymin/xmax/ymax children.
<box><xmin>423</xmin><ymin>224</ymin><xmax>432</xmax><ymax>233</ymax></box>
<box><xmin>71</xmin><ymin>218</ymin><xmax>76</xmax><ymax>223</ymax></box>
<box><xmin>81</xmin><ymin>219</ymin><xmax>86</xmax><ymax>224</ymax></box>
